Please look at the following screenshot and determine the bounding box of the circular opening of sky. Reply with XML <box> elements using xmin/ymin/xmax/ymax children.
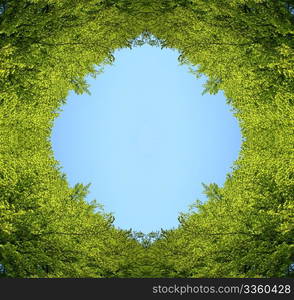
<box><xmin>51</xmin><ymin>44</ymin><xmax>242</xmax><ymax>233</ymax></box>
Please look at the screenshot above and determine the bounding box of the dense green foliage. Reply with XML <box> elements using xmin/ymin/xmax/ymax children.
<box><xmin>0</xmin><ymin>0</ymin><xmax>146</xmax><ymax>277</ymax></box>
<box><xmin>0</xmin><ymin>0</ymin><xmax>293</xmax><ymax>277</ymax></box>
<box><xmin>143</xmin><ymin>0</ymin><xmax>294</xmax><ymax>278</ymax></box>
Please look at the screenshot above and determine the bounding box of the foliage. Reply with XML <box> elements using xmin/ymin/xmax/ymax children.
<box><xmin>0</xmin><ymin>0</ymin><xmax>293</xmax><ymax>277</ymax></box>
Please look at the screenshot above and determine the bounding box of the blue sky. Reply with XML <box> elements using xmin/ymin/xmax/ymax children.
<box><xmin>51</xmin><ymin>45</ymin><xmax>242</xmax><ymax>233</ymax></box>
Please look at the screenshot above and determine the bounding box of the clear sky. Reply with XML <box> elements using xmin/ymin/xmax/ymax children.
<box><xmin>51</xmin><ymin>45</ymin><xmax>242</xmax><ymax>233</ymax></box>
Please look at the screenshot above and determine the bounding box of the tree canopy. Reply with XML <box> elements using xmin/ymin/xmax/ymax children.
<box><xmin>0</xmin><ymin>0</ymin><xmax>293</xmax><ymax>277</ymax></box>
